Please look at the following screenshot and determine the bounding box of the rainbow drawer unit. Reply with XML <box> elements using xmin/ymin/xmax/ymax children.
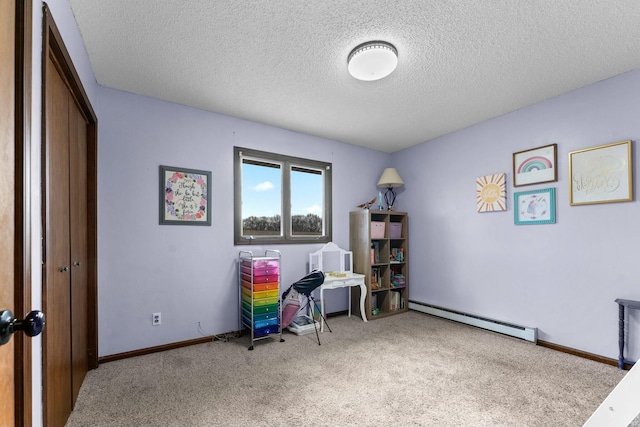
<box><xmin>238</xmin><ymin>250</ymin><xmax>284</xmax><ymax>350</ymax></box>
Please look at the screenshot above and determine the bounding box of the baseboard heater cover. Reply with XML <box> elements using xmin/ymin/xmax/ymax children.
<box><xmin>409</xmin><ymin>300</ymin><xmax>537</xmax><ymax>343</ymax></box>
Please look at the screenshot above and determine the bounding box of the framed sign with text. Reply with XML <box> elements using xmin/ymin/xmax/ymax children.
<box><xmin>569</xmin><ymin>140</ymin><xmax>633</xmax><ymax>206</ymax></box>
<box><xmin>159</xmin><ymin>165</ymin><xmax>211</xmax><ymax>225</ymax></box>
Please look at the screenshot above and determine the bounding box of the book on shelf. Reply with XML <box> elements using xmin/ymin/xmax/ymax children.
<box><xmin>371</xmin><ymin>242</ymin><xmax>380</xmax><ymax>263</ymax></box>
<box><xmin>390</xmin><ymin>247</ymin><xmax>404</xmax><ymax>262</ymax></box>
<box><xmin>370</xmin><ymin>267</ymin><xmax>383</xmax><ymax>289</ymax></box>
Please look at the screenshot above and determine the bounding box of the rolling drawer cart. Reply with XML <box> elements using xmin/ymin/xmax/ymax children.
<box><xmin>239</xmin><ymin>250</ymin><xmax>284</xmax><ymax>350</ymax></box>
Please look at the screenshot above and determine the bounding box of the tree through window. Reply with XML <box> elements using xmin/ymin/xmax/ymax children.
<box><xmin>234</xmin><ymin>147</ymin><xmax>332</xmax><ymax>244</ymax></box>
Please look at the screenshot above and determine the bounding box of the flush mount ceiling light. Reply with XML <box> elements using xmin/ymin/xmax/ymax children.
<box><xmin>347</xmin><ymin>40</ymin><xmax>398</xmax><ymax>81</ymax></box>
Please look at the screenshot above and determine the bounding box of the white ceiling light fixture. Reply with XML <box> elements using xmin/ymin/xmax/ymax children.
<box><xmin>348</xmin><ymin>40</ymin><xmax>398</xmax><ymax>81</ymax></box>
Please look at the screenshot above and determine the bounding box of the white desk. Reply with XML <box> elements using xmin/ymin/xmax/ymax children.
<box><xmin>318</xmin><ymin>273</ymin><xmax>367</xmax><ymax>332</ymax></box>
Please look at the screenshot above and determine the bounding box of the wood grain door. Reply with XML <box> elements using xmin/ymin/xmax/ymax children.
<box><xmin>69</xmin><ymin>95</ymin><xmax>89</xmax><ymax>404</ymax></box>
<box><xmin>42</xmin><ymin>7</ymin><xmax>98</xmax><ymax>426</ymax></box>
<box><xmin>44</xmin><ymin>53</ymin><xmax>73</xmax><ymax>427</ymax></box>
<box><xmin>0</xmin><ymin>1</ymin><xmax>17</xmax><ymax>425</ymax></box>
<box><xmin>44</xmin><ymin>54</ymin><xmax>91</xmax><ymax>426</ymax></box>
<box><xmin>2</xmin><ymin>1</ymin><xmax>33</xmax><ymax>425</ymax></box>
<box><xmin>43</xmin><ymin>56</ymin><xmax>92</xmax><ymax>425</ymax></box>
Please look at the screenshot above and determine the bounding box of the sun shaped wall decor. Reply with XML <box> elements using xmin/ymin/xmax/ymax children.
<box><xmin>476</xmin><ymin>173</ymin><xmax>506</xmax><ymax>212</ymax></box>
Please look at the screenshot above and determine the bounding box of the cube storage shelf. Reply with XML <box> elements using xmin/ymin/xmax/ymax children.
<box><xmin>238</xmin><ymin>250</ymin><xmax>284</xmax><ymax>350</ymax></box>
<box><xmin>350</xmin><ymin>210</ymin><xmax>409</xmax><ymax>320</ymax></box>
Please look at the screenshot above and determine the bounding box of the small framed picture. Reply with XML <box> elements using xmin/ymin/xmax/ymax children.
<box><xmin>513</xmin><ymin>144</ymin><xmax>558</xmax><ymax>187</ymax></box>
<box><xmin>160</xmin><ymin>165</ymin><xmax>211</xmax><ymax>225</ymax></box>
<box><xmin>569</xmin><ymin>140</ymin><xmax>633</xmax><ymax>206</ymax></box>
<box><xmin>476</xmin><ymin>173</ymin><xmax>506</xmax><ymax>212</ymax></box>
<box><xmin>514</xmin><ymin>187</ymin><xmax>556</xmax><ymax>225</ymax></box>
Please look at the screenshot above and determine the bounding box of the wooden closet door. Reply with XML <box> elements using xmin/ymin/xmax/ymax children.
<box><xmin>69</xmin><ymin>98</ymin><xmax>89</xmax><ymax>404</ymax></box>
<box><xmin>43</xmin><ymin>7</ymin><xmax>98</xmax><ymax>426</ymax></box>
<box><xmin>0</xmin><ymin>1</ymin><xmax>16</xmax><ymax>425</ymax></box>
<box><xmin>44</xmin><ymin>54</ymin><xmax>73</xmax><ymax>427</ymax></box>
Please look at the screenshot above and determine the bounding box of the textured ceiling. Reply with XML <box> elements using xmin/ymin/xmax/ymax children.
<box><xmin>69</xmin><ymin>1</ymin><xmax>640</xmax><ymax>153</ymax></box>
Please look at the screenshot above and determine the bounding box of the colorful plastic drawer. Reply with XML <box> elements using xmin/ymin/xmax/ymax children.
<box><xmin>242</xmin><ymin>301</ymin><xmax>278</xmax><ymax>315</ymax></box>
<box><xmin>253</xmin><ymin>296</ymin><xmax>279</xmax><ymax>307</ymax></box>
<box><xmin>242</xmin><ymin>280</ymin><xmax>278</xmax><ymax>292</ymax></box>
<box><xmin>242</xmin><ymin>307</ymin><xmax>280</xmax><ymax>321</ymax></box>
<box><xmin>241</xmin><ymin>265</ymin><xmax>279</xmax><ymax>277</ymax></box>
<box><xmin>254</xmin><ymin>325</ymin><xmax>278</xmax><ymax>338</ymax></box>
<box><xmin>241</xmin><ymin>315</ymin><xmax>252</xmax><ymax>329</ymax></box>
<box><xmin>241</xmin><ymin>287</ymin><xmax>279</xmax><ymax>300</ymax></box>
<box><xmin>244</xmin><ymin>316</ymin><xmax>278</xmax><ymax>337</ymax></box>
<box><xmin>241</xmin><ymin>273</ymin><xmax>279</xmax><ymax>284</ymax></box>
<box><xmin>254</xmin><ymin>317</ymin><xmax>279</xmax><ymax>329</ymax></box>
<box><xmin>242</xmin><ymin>315</ymin><xmax>279</xmax><ymax>330</ymax></box>
<box><xmin>241</xmin><ymin>259</ymin><xmax>279</xmax><ymax>269</ymax></box>
<box><xmin>258</xmin><ymin>289</ymin><xmax>279</xmax><ymax>299</ymax></box>
<box><xmin>242</xmin><ymin>301</ymin><xmax>253</xmax><ymax>313</ymax></box>
<box><xmin>254</xmin><ymin>311</ymin><xmax>278</xmax><ymax>322</ymax></box>
<box><xmin>241</xmin><ymin>293</ymin><xmax>251</xmax><ymax>306</ymax></box>
<box><xmin>253</xmin><ymin>304</ymin><xmax>278</xmax><ymax>315</ymax></box>
<box><xmin>241</xmin><ymin>291</ymin><xmax>279</xmax><ymax>306</ymax></box>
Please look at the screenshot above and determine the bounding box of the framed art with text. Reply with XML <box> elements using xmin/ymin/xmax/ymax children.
<box><xmin>569</xmin><ymin>140</ymin><xmax>633</xmax><ymax>206</ymax></box>
<box><xmin>476</xmin><ymin>173</ymin><xmax>506</xmax><ymax>212</ymax></box>
<box><xmin>159</xmin><ymin>165</ymin><xmax>211</xmax><ymax>225</ymax></box>
<box><xmin>513</xmin><ymin>143</ymin><xmax>558</xmax><ymax>187</ymax></box>
<box><xmin>514</xmin><ymin>187</ymin><xmax>555</xmax><ymax>225</ymax></box>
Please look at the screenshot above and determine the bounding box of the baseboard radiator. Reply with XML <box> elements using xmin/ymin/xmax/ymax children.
<box><xmin>409</xmin><ymin>300</ymin><xmax>538</xmax><ymax>343</ymax></box>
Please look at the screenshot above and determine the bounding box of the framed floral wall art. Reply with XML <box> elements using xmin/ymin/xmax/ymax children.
<box><xmin>569</xmin><ymin>140</ymin><xmax>632</xmax><ymax>206</ymax></box>
<box><xmin>476</xmin><ymin>173</ymin><xmax>506</xmax><ymax>212</ymax></box>
<box><xmin>513</xmin><ymin>143</ymin><xmax>557</xmax><ymax>187</ymax></box>
<box><xmin>514</xmin><ymin>187</ymin><xmax>556</xmax><ymax>225</ymax></box>
<box><xmin>159</xmin><ymin>165</ymin><xmax>211</xmax><ymax>225</ymax></box>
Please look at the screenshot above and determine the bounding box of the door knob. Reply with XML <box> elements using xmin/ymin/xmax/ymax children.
<box><xmin>60</xmin><ymin>266</ymin><xmax>69</xmax><ymax>272</ymax></box>
<box><xmin>0</xmin><ymin>310</ymin><xmax>45</xmax><ymax>345</ymax></box>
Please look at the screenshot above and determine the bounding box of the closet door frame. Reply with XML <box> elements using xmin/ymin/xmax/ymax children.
<box><xmin>41</xmin><ymin>4</ymin><xmax>98</xmax><ymax>425</ymax></box>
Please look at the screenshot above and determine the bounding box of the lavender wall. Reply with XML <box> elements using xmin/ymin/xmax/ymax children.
<box><xmin>394</xmin><ymin>69</ymin><xmax>640</xmax><ymax>361</ymax></box>
<box><xmin>43</xmin><ymin>0</ymin><xmax>640</xmax><ymax>366</ymax></box>
<box><xmin>95</xmin><ymin>87</ymin><xmax>389</xmax><ymax>356</ymax></box>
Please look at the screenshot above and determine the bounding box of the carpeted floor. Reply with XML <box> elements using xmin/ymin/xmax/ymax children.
<box><xmin>65</xmin><ymin>311</ymin><xmax>627</xmax><ymax>427</ymax></box>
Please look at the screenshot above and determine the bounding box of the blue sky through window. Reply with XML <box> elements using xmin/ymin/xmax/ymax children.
<box><xmin>242</xmin><ymin>162</ymin><xmax>323</xmax><ymax>218</ymax></box>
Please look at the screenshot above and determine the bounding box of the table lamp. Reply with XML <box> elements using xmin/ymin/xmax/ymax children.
<box><xmin>377</xmin><ymin>168</ymin><xmax>404</xmax><ymax>210</ymax></box>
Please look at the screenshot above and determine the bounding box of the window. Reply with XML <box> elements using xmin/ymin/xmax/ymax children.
<box><xmin>234</xmin><ymin>147</ymin><xmax>332</xmax><ymax>244</ymax></box>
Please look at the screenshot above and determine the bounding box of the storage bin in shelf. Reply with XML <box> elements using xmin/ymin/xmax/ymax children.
<box><xmin>371</xmin><ymin>221</ymin><xmax>386</xmax><ymax>239</ymax></box>
<box><xmin>389</xmin><ymin>222</ymin><xmax>402</xmax><ymax>238</ymax></box>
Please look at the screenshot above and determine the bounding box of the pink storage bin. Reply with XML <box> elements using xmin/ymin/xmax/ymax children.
<box><xmin>389</xmin><ymin>222</ymin><xmax>402</xmax><ymax>238</ymax></box>
<box><xmin>371</xmin><ymin>221</ymin><xmax>386</xmax><ymax>239</ymax></box>
<box><xmin>242</xmin><ymin>273</ymin><xmax>279</xmax><ymax>284</ymax></box>
<box><xmin>241</xmin><ymin>258</ymin><xmax>279</xmax><ymax>269</ymax></box>
<box><xmin>241</xmin><ymin>265</ymin><xmax>279</xmax><ymax>276</ymax></box>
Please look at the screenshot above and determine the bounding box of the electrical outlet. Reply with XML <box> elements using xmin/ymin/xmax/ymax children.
<box><xmin>152</xmin><ymin>312</ymin><xmax>161</xmax><ymax>326</ymax></box>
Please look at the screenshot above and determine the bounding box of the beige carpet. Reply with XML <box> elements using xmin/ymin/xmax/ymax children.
<box><xmin>65</xmin><ymin>311</ymin><xmax>627</xmax><ymax>427</ymax></box>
